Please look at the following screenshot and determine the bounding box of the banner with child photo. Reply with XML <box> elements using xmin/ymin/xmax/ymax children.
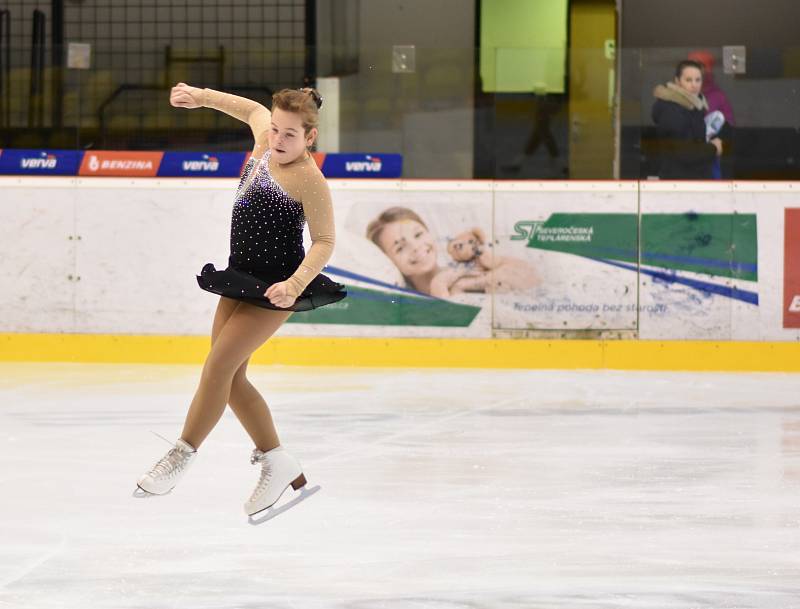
<box><xmin>284</xmin><ymin>185</ymin><xmax>534</xmax><ymax>338</ymax></box>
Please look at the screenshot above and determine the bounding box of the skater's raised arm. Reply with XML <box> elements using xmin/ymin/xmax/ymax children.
<box><xmin>202</xmin><ymin>88</ymin><xmax>271</xmax><ymax>153</ymax></box>
<box><xmin>169</xmin><ymin>82</ymin><xmax>271</xmax><ymax>154</ymax></box>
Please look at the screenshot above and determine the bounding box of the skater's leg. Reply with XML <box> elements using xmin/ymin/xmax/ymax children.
<box><xmin>211</xmin><ymin>296</ymin><xmax>241</xmax><ymax>341</ymax></box>
<box><xmin>208</xmin><ymin>297</ymin><xmax>282</xmax><ymax>452</ymax></box>
<box><xmin>228</xmin><ymin>360</ymin><xmax>281</xmax><ymax>452</ymax></box>
<box><xmin>180</xmin><ymin>303</ymin><xmax>291</xmax><ymax>449</ymax></box>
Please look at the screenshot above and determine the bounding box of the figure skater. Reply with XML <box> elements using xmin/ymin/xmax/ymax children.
<box><xmin>135</xmin><ymin>83</ymin><xmax>346</xmax><ymax>520</ymax></box>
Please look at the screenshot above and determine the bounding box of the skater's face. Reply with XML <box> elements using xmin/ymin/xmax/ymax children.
<box><xmin>377</xmin><ymin>219</ymin><xmax>438</xmax><ymax>277</ymax></box>
<box><xmin>269</xmin><ymin>108</ymin><xmax>318</xmax><ymax>163</ymax></box>
<box><xmin>675</xmin><ymin>66</ymin><xmax>703</xmax><ymax>96</ymax></box>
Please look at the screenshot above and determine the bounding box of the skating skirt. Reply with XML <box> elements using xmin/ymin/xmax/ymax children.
<box><xmin>196</xmin><ymin>263</ymin><xmax>347</xmax><ymax>312</ymax></box>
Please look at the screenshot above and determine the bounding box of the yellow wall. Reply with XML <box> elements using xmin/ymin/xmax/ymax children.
<box><xmin>2</xmin><ymin>333</ymin><xmax>799</xmax><ymax>372</ymax></box>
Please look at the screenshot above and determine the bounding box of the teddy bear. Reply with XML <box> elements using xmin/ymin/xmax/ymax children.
<box><xmin>446</xmin><ymin>227</ymin><xmax>496</xmax><ymax>271</ymax></box>
<box><xmin>433</xmin><ymin>226</ymin><xmax>537</xmax><ymax>296</ymax></box>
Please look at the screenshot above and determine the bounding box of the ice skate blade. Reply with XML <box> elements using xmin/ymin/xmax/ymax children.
<box><xmin>248</xmin><ymin>484</ymin><xmax>321</xmax><ymax>525</ymax></box>
<box><xmin>132</xmin><ymin>485</ymin><xmax>173</xmax><ymax>499</ymax></box>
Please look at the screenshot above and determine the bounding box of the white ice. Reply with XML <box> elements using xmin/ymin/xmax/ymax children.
<box><xmin>1</xmin><ymin>363</ymin><xmax>799</xmax><ymax>609</ymax></box>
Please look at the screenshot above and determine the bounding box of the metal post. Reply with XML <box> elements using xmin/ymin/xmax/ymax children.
<box><xmin>51</xmin><ymin>0</ymin><xmax>65</xmax><ymax>128</ymax></box>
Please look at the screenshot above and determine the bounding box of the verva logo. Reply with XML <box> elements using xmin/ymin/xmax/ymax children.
<box><xmin>79</xmin><ymin>151</ymin><xmax>163</xmax><ymax>176</ymax></box>
<box><xmin>784</xmin><ymin>208</ymin><xmax>800</xmax><ymax>328</ymax></box>
<box><xmin>345</xmin><ymin>155</ymin><xmax>382</xmax><ymax>173</ymax></box>
<box><xmin>182</xmin><ymin>154</ymin><xmax>220</xmax><ymax>172</ymax></box>
<box><xmin>21</xmin><ymin>152</ymin><xmax>57</xmax><ymax>169</ymax></box>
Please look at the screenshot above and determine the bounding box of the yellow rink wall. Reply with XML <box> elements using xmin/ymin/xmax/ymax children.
<box><xmin>1</xmin><ymin>333</ymin><xmax>799</xmax><ymax>372</ymax></box>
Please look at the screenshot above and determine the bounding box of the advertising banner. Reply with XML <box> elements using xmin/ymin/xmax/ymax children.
<box><xmin>637</xmin><ymin>186</ymin><xmax>762</xmax><ymax>340</ymax></box>
<box><xmin>493</xmin><ymin>186</ymin><xmax>639</xmax><ymax>332</ymax></box>
<box><xmin>0</xmin><ymin>149</ymin><xmax>83</xmax><ymax>175</ymax></box>
<box><xmin>157</xmin><ymin>152</ymin><xmax>247</xmax><ymax>177</ymax></box>
<box><xmin>317</xmin><ymin>153</ymin><xmax>402</xmax><ymax>178</ymax></box>
<box><xmin>0</xmin><ymin>150</ymin><xmax>402</xmax><ymax>178</ymax></box>
<box><xmin>285</xmin><ymin>186</ymin><xmax>494</xmax><ymax>337</ymax></box>
<box><xmin>79</xmin><ymin>151</ymin><xmax>163</xmax><ymax>177</ymax></box>
<box><xmin>784</xmin><ymin>208</ymin><xmax>800</xmax><ymax>328</ymax></box>
<box><xmin>284</xmin><ymin>186</ymin><xmax>759</xmax><ymax>340</ymax></box>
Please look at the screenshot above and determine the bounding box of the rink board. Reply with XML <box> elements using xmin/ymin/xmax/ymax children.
<box><xmin>1</xmin><ymin>177</ymin><xmax>799</xmax><ymax>368</ymax></box>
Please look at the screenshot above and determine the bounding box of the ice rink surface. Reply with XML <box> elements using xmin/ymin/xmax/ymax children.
<box><xmin>1</xmin><ymin>363</ymin><xmax>799</xmax><ymax>609</ymax></box>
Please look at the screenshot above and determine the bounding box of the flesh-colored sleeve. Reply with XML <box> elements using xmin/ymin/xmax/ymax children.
<box><xmin>202</xmin><ymin>88</ymin><xmax>271</xmax><ymax>155</ymax></box>
<box><xmin>285</xmin><ymin>170</ymin><xmax>336</xmax><ymax>298</ymax></box>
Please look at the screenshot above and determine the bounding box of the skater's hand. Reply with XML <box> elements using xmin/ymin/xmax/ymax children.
<box><xmin>169</xmin><ymin>82</ymin><xmax>203</xmax><ymax>109</ymax></box>
<box><xmin>710</xmin><ymin>137</ymin><xmax>723</xmax><ymax>156</ymax></box>
<box><xmin>265</xmin><ymin>281</ymin><xmax>297</xmax><ymax>309</ymax></box>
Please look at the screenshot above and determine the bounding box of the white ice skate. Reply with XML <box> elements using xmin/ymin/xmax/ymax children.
<box><xmin>134</xmin><ymin>438</ymin><xmax>196</xmax><ymax>497</ymax></box>
<box><xmin>245</xmin><ymin>446</ymin><xmax>320</xmax><ymax>524</ymax></box>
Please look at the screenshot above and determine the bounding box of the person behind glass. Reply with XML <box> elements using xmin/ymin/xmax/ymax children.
<box><xmin>135</xmin><ymin>83</ymin><xmax>345</xmax><ymax>518</ymax></box>
<box><xmin>688</xmin><ymin>50</ymin><xmax>735</xmax><ymax>179</ymax></box>
<box><xmin>688</xmin><ymin>51</ymin><xmax>734</xmax><ymax>127</ymax></box>
<box><xmin>651</xmin><ymin>60</ymin><xmax>722</xmax><ymax>179</ymax></box>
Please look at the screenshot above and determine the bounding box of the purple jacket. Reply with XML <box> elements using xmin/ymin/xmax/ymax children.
<box><xmin>703</xmin><ymin>76</ymin><xmax>735</xmax><ymax>126</ymax></box>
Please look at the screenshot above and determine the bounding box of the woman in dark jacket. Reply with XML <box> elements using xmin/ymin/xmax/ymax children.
<box><xmin>651</xmin><ymin>60</ymin><xmax>722</xmax><ymax>179</ymax></box>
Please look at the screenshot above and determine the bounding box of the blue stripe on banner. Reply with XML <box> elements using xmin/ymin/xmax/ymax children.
<box><xmin>596</xmin><ymin>258</ymin><xmax>759</xmax><ymax>305</ymax></box>
<box><xmin>340</xmin><ymin>289</ymin><xmax>417</xmax><ymax>304</ymax></box>
<box><xmin>324</xmin><ymin>265</ymin><xmax>436</xmax><ymax>299</ymax></box>
<box><xmin>157</xmin><ymin>152</ymin><xmax>246</xmax><ymax>177</ymax></box>
<box><xmin>586</xmin><ymin>245</ymin><xmax>758</xmax><ymax>274</ymax></box>
<box><xmin>642</xmin><ymin>250</ymin><xmax>758</xmax><ymax>275</ymax></box>
<box><xmin>0</xmin><ymin>149</ymin><xmax>83</xmax><ymax>175</ymax></box>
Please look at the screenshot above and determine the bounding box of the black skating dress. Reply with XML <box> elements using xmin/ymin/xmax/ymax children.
<box><xmin>196</xmin><ymin>150</ymin><xmax>347</xmax><ymax>312</ymax></box>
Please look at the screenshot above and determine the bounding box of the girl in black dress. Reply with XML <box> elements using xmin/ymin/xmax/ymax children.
<box><xmin>136</xmin><ymin>83</ymin><xmax>345</xmax><ymax>519</ymax></box>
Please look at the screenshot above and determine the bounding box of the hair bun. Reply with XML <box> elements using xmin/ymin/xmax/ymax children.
<box><xmin>300</xmin><ymin>87</ymin><xmax>323</xmax><ymax>109</ymax></box>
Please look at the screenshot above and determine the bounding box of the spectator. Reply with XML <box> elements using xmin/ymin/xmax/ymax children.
<box><xmin>688</xmin><ymin>50</ymin><xmax>735</xmax><ymax>126</ymax></box>
<box><xmin>651</xmin><ymin>59</ymin><xmax>722</xmax><ymax>179</ymax></box>
<box><xmin>689</xmin><ymin>50</ymin><xmax>734</xmax><ymax>178</ymax></box>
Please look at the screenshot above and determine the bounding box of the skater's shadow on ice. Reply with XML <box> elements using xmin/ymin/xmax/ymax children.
<box><xmin>248</xmin><ymin>485</ymin><xmax>321</xmax><ymax>525</ymax></box>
